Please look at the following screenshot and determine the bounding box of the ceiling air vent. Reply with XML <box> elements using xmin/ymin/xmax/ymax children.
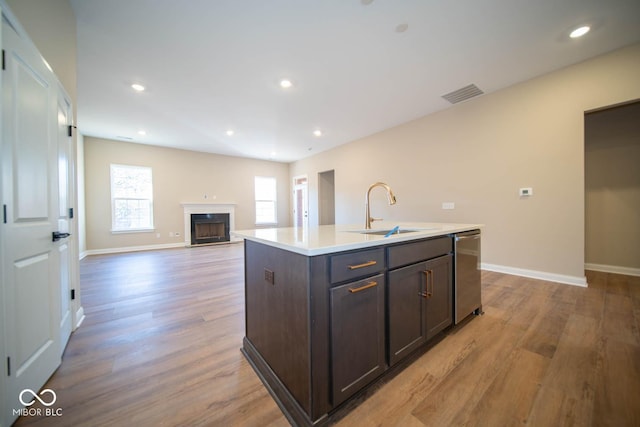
<box><xmin>441</xmin><ymin>84</ymin><xmax>484</xmax><ymax>104</ymax></box>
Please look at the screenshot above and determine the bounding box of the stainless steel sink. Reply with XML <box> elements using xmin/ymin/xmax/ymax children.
<box><xmin>345</xmin><ymin>226</ymin><xmax>439</xmax><ymax>236</ymax></box>
<box><xmin>359</xmin><ymin>229</ymin><xmax>418</xmax><ymax>235</ymax></box>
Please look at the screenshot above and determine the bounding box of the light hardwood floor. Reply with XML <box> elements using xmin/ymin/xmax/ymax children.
<box><xmin>14</xmin><ymin>244</ymin><xmax>640</xmax><ymax>426</ymax></box>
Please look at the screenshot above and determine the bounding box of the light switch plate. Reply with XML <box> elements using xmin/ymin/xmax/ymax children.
<box><xmin>442</xmin><ymin>202</ymin><xmax>455</xmax><ymax>210</ymax></box>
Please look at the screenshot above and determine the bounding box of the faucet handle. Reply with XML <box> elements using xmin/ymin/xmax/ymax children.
<box><xmin>370</xmin><ymin>217</ymin><xmax>383</xmax><ymax>223</ymax></box>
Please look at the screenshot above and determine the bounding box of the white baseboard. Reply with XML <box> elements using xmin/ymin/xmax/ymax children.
<box><xmin>584</xmin><ymin>263</ymin><xmax>640</xmax><ymax>277</ymax></box>
<box><xmin>74</xmin><ymin>306</ymin><xmax>85</xmax><ymax>330</ymax></box>
<box><xmin>83</xmin><ymin>240</ymin><xmax>243</xmax><ymax>257</ymax></box>
<box><xmin>482</xmin><ymin>263</ymin><xmax>587</xmax><ymax>287</ymax></box>
<box><xmin>79</xmin><ymin>250</ymin><xmax>88</xmax><ymax>260</ymax></box>
<box><xmin>84</xmin><ymin>242</ymin><xmax>186</xmax><ymax>256</ymax></box>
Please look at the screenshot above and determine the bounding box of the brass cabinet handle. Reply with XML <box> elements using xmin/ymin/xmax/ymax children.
<box><xmin>348</xmin><ymin>260</ymin><xmax>377</xmax><ymax>270</ymax></box>
<box><xmin>421</xmin><ymin>270</ymin><xmax>433</xmax><ymax>298</ymax></box>
<box><xmin>349</xmin><ymin>281</ymin><xmax>377</xmax><ymax>293</ymax></box>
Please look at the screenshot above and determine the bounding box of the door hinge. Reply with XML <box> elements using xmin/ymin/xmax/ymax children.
<box><xmin>7</xmin><ymin>357</ymin><xmax>10</xmax><ymax>376</ymax></box>
<box><xmin>2</xmin><ymin>49</ymin><xmax>5</xmax><ymax>70</ymax></box>
<box><xmin>69</xmin><ymin>207</ymin><xmax>74</xmax><ymax>219</ymax></box>
<box><xmin>3</xmin><ymin>204</ymin><xmax>6</xmax><ymax>224</ymax></box>
<box><xmin>71</xmin><ymin>289</ymin><xmax>75</xmax><ymax>300</ymax></box>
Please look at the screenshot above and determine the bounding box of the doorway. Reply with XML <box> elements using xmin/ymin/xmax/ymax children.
<box><xmin>293</xmin><ymin>175</ymin><xmax>308</xmax><ymax>228</ymax></box>
<box><xmin>584</xmin><ymin>100</ymin><xmax>640</xmax><ymax>276</ymax></box>
<box><xmin>319</xmin><ymin>170</ymin><xmax>335</xmax><ymax>225</ymax></box>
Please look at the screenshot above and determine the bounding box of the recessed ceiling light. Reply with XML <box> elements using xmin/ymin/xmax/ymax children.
<box><xmin>270</xmin><ymin>151</ymin><xmax>277</xmax><ymax>158</ymax></box>
<box><xmin>138</xmin><ymin>130</ymin><xmax>146</xmax><ymax>135</ymax></box>
<box><xmin>313</xmin><ymin>130</ymin><xmax>322</xmax><ymax>137</ymax></box>
<box><xmin>131</xmin><ymin>83</ymin><xmax>145</xmax><ymax>92</ymax></box>
<box><xmin>226</xmin><ymin>129</ymin><xmax>234</xmax><ymax>136</ymax></box>
<box><xmin>570</xmin><ymin>26</ymin><xmax>590</xmax><ymax>38</ymax></box>
<box><xmin>279</xmin><ymin>79</ymin><xmax>293</xmax><ymax>89</ymax></box>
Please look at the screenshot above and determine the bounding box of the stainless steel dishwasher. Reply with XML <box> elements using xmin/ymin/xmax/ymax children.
<box><xmin>453</xmin><ymin>230</ymin><xmax>482</xmax><ymax>324</ymax></box>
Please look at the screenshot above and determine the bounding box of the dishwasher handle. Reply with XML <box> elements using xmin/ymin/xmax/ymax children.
<box><xmin>455</xmin><ymin>234</ymin><xmax>480</xmax><ymax>241</ymax></box>
<box><xmin>455</xmin><ymin>231</ymin><xmax>480</xmax><ymax>242</ymax></box>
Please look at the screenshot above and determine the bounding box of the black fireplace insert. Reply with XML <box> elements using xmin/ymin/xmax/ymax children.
<box><xmin>190</xmin><ymin>213</ymin><xmax>230</xmax><ymax>245</ymax></box>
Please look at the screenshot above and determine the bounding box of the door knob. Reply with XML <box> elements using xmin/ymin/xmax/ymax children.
<box><xmin>52</xmin><ymin>231</ymin><xmax>71</xmax><ymax>242</ymax></box>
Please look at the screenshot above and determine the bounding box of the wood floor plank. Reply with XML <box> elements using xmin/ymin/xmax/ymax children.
<box><xmin>575</xmin><ymin>286</ymin><xmax>606</xmax><ymax>321</ymax></box>
<box><xmin>411</xmin><ymin>311</ymin><xmax>524</xmax><ymax>426</ymax></box>
<box><xmin>13</xmin><ymin>246</ymin><xmax>640</xmax><ymax>426</ymax></box>
<box><xmin>602</xmin><ymin>292</ymin><xmax>640</xmax><ymax>346</ymax></box>
<box><xmin>520</xmin><ymin>294</ymin><xmax>574</xmax><ymax>359</ymax></box>
<box><xmin>526</xmin><ymin>313</ymin><xmax>600</xmax><ymax>426</ymax></box>
<box><xmin>592</xmin><ymin>337</ymin><xmax>640</xmax><ymax>426</ymax></box>
<box><xmin>467</xmin><ymin>347</ymin><xmax>550</xmax><ymax>427</ymax></box>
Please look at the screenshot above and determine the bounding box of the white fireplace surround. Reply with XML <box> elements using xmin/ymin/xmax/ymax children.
<box><xmin>181</xmin><ymin>203</ymin><xmax>240</xmax><ymax>246</ymax></box>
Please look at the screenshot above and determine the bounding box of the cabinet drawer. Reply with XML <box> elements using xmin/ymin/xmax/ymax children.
<box><xmin>330</xmin><ymin>248</ymin><xmax>385</xmax><ymax>284</ymax></box>
<box><xmin>387</xmin><ymin>236</ymin><xmax>452</xmax><ymax>270</ymax></box>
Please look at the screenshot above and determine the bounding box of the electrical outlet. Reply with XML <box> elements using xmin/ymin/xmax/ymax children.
<box><xmin>169</xmin><ymin>232</ymin><xmax>174</xmax><ymax>237</ymax></box>
<box><xmin>519</xmin><ymin>187</ymin><xmax>533</xmax><ymax>197</ymax></box>
<box><xmin>442</xmin><ymin>202</ymin><xmax>455</xmax><ymax>210</ymax></box>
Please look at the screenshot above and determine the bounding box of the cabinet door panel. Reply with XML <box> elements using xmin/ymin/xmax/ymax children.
<box><xmin>425</xmin><ymin>254</ymin><xmax>453</xmax><ymax>340</ymax></box>
<box><xmin>388</xmin><ymin>263</ymin><xmax>427</xmax><ymax>366</ymax></box>
<box><xmin>330</xmin><ymin>274</ymin><xmax>386</xmax><ymax>406</ymax></box>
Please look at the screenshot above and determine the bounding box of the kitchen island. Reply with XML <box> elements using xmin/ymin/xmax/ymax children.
<box><xmin>232</xmin><ymin>222</ymin><xmax>482</xmax><ymax>426</ymax></box>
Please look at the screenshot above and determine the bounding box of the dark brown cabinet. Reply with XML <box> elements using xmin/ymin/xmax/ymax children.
<box><xmin>388</xmin><ymin>252</ymin><xmax>453</xmax><ymax>366</ymax></box>
<box><xmin>241</xmin><ymin>234</ymin><xmax>459</xmax><ymax>427</ymax></box>
<box><xmin>424</xmin><ymin>255</ymin><xmax>453</xmax><ymax>339</ymax></box>
<box><xmin>388</xmin><ymin>262</ymin><xmax>427</xmax><ymax>365</ymax></box>
<box><xmin>330</xmin><ymin>274</ymin><xmax>386</xmax><ymax>406</ymax></box>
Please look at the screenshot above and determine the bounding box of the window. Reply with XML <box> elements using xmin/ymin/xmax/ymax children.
<box><xmin>110</xmin><ymin>164</ymin><xmax>154</xmax><ymax>232</ymax></box>
<box><xmin>255</xmin><ymin>176</ymin><xmax>277</xmax><ymax>225</ymax></box>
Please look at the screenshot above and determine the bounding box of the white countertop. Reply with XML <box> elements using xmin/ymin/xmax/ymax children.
<box><xmin>232</xmin><ymin>222</ymin><xmax>482</xmax><ymax>256</ymax></box>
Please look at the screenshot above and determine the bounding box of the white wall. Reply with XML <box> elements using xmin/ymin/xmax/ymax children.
<box><xmin>77</xmin><ymin>133</ymin><xmax>87</xmax><ymax>257</ymax></box>
<box><xmin>290</xmin><ymin>43</ymin><xmax>640</xmax><ymax>284</ymax></box>
<box><xmin>84</xmin><ymin>137</ymin><xmax>291</xmax><ymax>252</ymax></box>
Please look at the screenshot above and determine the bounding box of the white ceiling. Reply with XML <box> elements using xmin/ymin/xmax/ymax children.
<box><xmin>70</xmin><ymin>0</ymin><xmax>640</xmax><ymax>163</ymax></box>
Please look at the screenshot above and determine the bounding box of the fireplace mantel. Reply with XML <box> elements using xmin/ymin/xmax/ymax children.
<box><xmin>181</xmin><ymin>203</ymin><xmax>240</xmax><ymax>246</ymax></box>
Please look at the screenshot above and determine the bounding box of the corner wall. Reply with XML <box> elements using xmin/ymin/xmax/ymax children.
<box><xmin>290</xmin><ymin>43</ymin><xmax>640</xmax><ymax>284</ymax></box>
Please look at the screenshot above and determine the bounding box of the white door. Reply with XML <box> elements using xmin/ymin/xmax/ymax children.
<box><xmin>293</xmin><ymin>176</ymin><xmax>308</xmax><ymax>228</ymax></box>
<box><xmin>2</xmin><ymin>16</ymin><xmax>62</xmax><ymax>421</ymax></box>
<box><xmin>56</xmin><ymin>86</ymin><xmax>74</xmax><ymax>354</ymax></box>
